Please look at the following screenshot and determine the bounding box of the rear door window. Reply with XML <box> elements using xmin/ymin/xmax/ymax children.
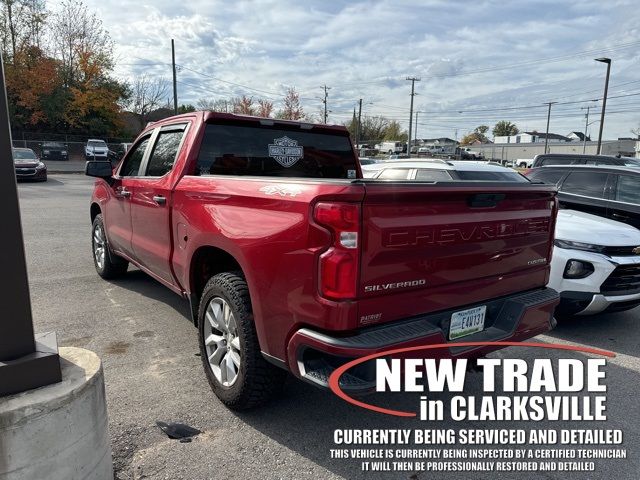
<box><xmin>377</xmin><ymin>168</ymin><xmax>412</xmax><ymax>180</ymax></box>
<box><xmin>195</xmin><ymin>123</ymin><xmax>357</xmax><ymax>179</ymax></box>
<box><xmin>456</xmin><ymin>170</ymin><xmax>528</xmax><ymax>182</ymax></box>
<box><xmin>414</xmin><ymin>169</ymin><xmax>453</xmax><ymax>181</ymax></box>
<box><xmin>614</xmin><ymin>175</ymin><xmax>640</xmax><ymax>204</ymax></box>
<box><xmin>561</xmin><ymin>171</ymin><xmax>609</xmax><ymax>198</ymax></box>
<box><xmin>528</xmin><ymin>169</ymin><xmax>567</xmax><ymax>185</ymax></box>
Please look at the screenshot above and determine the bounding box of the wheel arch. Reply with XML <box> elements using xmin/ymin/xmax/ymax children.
<box><xmin>90</xmin><ymin>202</ymin><xmax>101</xmax><ymax>222</ymax></box>
<box><xmin>188</xmin><ymin>245</ymin><xmax>245</xmax><ymax>326</ymax></box>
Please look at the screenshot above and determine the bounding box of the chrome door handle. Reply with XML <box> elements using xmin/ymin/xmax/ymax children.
<box><xmin>153</xmin><ymin>195</ymin><xmax>166</xmax><ymax>205</ymax></box>
<box><xmin>115</xmin><ymin>187</ymin><xmax>131</xmax><ymax>198</ymax></box>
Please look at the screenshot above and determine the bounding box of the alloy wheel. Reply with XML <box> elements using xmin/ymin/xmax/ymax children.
<box><xmin>204</xmin><ymin>297</ymin><xmax>241</xmax><ymax>387</ymax></box>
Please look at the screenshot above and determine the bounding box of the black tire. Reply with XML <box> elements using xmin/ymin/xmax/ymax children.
<box><xmin>198</xmin><ymin>272</ymin><xmax>286</xmax><ymax>410</ymax></box>
<box><xmin>91</xmin><ymin>214</ymin><xmax>128</xmax><ymax>279</ymax></box>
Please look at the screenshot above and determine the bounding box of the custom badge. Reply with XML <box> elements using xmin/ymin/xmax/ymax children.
<box><xmin>268</xmin><ymin>136</ymin><xmax>303</xmax><ymax>167</ymax></box>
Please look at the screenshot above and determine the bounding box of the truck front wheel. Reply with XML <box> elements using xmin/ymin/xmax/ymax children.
<box><xmin>198</xmin><ymin>272</ymin><xmax>286</xmax><ymax>409</ymax></box>
<box><xmin>91</xmin><ymin>214</ymin><xmax>129</xmax><ymax>279</ymax></box>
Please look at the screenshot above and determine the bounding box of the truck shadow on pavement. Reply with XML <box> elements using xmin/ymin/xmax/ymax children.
<box><xmin>107</xmin><ymin>269</ymin><xmax>192</xmax><ymax>322</ymax></box>
<box><xmin>546</xmin><ymin>308</ymin><xmax>639</xmax><ymax>358</ymax></box>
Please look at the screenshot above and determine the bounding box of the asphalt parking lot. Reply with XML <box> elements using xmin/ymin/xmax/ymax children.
<box><xmin>17</xmin><ymin>175</ymin><xmax>640</xmax><ymax>480</ymax></box>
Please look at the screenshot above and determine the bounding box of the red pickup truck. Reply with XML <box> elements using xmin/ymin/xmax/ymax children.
<box><xmin>86</xmin><ymin>111</ymin><xmax>559</xmax><ymax>409</ymax></box>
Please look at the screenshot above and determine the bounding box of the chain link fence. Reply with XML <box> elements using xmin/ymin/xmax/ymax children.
<box><xmin>11</xmin><ymin>131</ymin><xmax>134</xmax><ymax>161</ymax></box>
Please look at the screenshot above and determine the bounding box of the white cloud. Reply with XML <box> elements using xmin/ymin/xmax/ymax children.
<box><xmin>82</xmin><ymin>0</ymin><xmax>640</xmax><ymax>138</ymax></box>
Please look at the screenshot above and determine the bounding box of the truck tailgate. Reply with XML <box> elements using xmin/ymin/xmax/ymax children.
<box><xmin>357</xmin><ymin>182</ymin><xmax>557</xmax><ymax>326</ymax></box>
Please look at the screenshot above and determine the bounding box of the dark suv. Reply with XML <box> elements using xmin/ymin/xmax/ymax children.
<box><xmin>525</xmin><ymin>165</ymin><xmax>640</xmax><ymax>228</ymax></box>
<box><xmin>531</xmin><ymin>153</ymin><xmax>640</xmax><ymax>168</ymax></box>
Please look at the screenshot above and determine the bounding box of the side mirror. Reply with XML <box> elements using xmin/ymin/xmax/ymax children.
<box><xmin>85</xmin><ymin>160</ymin><xmax>114</xmax><ymax>182</ymax></box>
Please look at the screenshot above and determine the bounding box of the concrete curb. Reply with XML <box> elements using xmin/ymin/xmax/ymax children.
<box><xmin>0</xmin><ymin>347</ymin><xmax>113</xmax><ymax>480</ymax></box>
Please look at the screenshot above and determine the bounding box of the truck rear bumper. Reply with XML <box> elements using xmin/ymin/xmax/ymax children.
<box><xmin>286</xmin><ymin>288</ymin><xmax>559</xmax><ymax>392</ymax></box>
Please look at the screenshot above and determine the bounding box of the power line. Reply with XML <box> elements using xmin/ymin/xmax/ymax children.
<box><xmin>330</xmin><ymin>40</ymin><xmax>640</xmax><ymax>87</ymax></box>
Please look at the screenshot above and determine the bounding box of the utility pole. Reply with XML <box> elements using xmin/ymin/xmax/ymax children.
<box><xmin>171</xmin><ymin>39</ymin><xmax>178</xmax><ymax>115</ymax></box>
<box><xmin>595</xmin><ymin>57</ymin><xmax>611</xmax><ymax>155</ymax></box>
<box><xmin>322</xmin><ymin>85</ymin><xmax>331</xmax><ymax>123</ymax></box>
<box><xmin>406</xmin><ymin>77</ymin><xmax>421</xmax><ymax>155</ymax></box>
<box><xmin>582</xmin><ymin>106</ymin><xmax>591</xmax><ymax>154</ymax></box>
<box><xmin>543</xmin><ymin>101</ymin><xmax>557</xmax><ymax>154</ymax></box>
<box><xmin>356</xmin><ymin>98</ymin><xmax>362</xmax><ymax>147</ymax></box>
<box><xmin>414</xmin><ymin>111</ymin><xmax>419</xmax><ymax>144</ymax></box>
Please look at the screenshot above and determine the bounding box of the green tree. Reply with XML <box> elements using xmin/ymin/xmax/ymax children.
<box><xmin>178</xmin><ymin>104</ymin><xmax>195</xmax><ymax>113</ymax></box>
<box><xmin>493</xmin><ymin>120</ymin><xmax>519</xmax><ymax>137</ymax></box>
<box><xmin>383</xmin><ymin>120</ymin><xmax>407</xmax><ymax>142</ymax></box>
<box><xmin>460</xmin><ymin>125</ymin><xmax>490</xmax><ymax>145</ymax></box>
<box><xmin>359</xmin><ymin>115</ymin><xmax>389</xmax><ymax>142</ymax></box>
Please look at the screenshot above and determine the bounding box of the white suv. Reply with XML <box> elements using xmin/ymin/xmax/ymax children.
<box><xmin>85</xmin><ymin>139</ymin><xmax>109</xmax><ymax>160</ymax></box>
<box><xmin>550</xmin><ymin>209</ymin><xmax>640</xmax><ymax>317</ymax></box>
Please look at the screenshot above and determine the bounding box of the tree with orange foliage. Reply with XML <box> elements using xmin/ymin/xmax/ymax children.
<box><xmin>63</xmin><ymin>47</ymin><xmax>127</xmax><ymax>135</ymax></box>
<box><xmin>232</xmin><ymin>95</ymin><xmax>255</xmax><ymax>115</ymax></box>
<box><xmin>257</xmin><ymin>99</ymin><xmax>274</xmax><ymax>118</ymax></box>
<box><xmin>277</xmin><ymin>87</ymin><xmax>304</xmax><ymax>120</ymax></box>
<box><xmin>4</xmin><ymin>46</ymin><xmax>63</xmax><ymax>128</ymax></box>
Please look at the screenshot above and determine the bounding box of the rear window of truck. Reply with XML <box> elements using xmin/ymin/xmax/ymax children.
<box><xmin>195</xmin><ymin>123</ymin><xmax>358</xmax><ymax>179</ymax></box>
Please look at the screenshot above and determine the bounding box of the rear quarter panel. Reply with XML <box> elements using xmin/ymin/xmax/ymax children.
<box><xmin>172</xmin><ymin>176</ymin><xmax>365</xmax><ymax>360</ymax></box>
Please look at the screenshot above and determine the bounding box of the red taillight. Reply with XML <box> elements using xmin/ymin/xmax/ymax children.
<box><xmin>314</xmin><ymin>202</ymin><xmax>360</xmax><ymax>300</ymax></box>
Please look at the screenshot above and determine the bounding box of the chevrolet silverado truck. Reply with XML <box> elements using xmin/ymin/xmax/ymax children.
<box><xmin>86</xmin><ymin>111</ymin><xmax>560</xmax><ymax>410</ymax></box>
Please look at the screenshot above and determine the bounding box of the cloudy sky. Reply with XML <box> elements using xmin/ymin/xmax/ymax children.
<box><xmin>84</xmin><ymin>0</ymin><xmax>640</xmax><ymax>140</ymax></box>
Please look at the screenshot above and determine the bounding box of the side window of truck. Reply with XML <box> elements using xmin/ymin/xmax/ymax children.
<box><xmin>120</xmin><ymin>137</ymin><xmax>150</xmax><ymax>177</ymax></box>
<box><xmin>144</xmin><ymin>125</ymin><xmax>187</xmax><ymax>177</ymax></box>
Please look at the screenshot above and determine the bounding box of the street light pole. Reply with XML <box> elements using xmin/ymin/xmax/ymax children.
<box><xmin>595</xmin><ymin>57</ymin><xmax>611</xmax><ymax>155</ymax></box>
<box><xmin>544</xmin><ymin>101</ymin><xmax>557</xmax><ymax>154</ymax></box>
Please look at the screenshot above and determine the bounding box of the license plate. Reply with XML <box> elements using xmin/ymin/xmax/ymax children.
<box><xmin>449</xmin><ymin>305</ymin><xmax>486</xmax><ymax>340</ymax></box>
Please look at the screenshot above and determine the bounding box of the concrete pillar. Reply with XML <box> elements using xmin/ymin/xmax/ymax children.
<box><xmin>0</xmin><ymin>347</ymin><xmax>113</xmax><ymax>480</ymax></box>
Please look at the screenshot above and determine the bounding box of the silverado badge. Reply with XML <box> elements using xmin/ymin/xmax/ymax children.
<box><xmin>633</xmin><ymin>246</ymin><xmax>640</xmax><ymax>255</ymax></box>
<box><xmin>268</xmin><ymin>136</ymin><xmax>303</xmax><ymax>168</ymax></box>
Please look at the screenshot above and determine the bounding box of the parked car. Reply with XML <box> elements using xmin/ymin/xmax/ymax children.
<box><xmin>40</xmin><ymin>141</ymin><xmax>68</xmax><ymax>161</ymax></box>
<box><xmin>515</xmin><ymin>158</ymin><xmax>534</xmax><ymax>168</ymax></box>
<box><xmin>362</xmin><ymin>159</ymin><xmax>528</xmax><ymax>182</ymax></box>
<box><xmin>530</xmin><ymin>153</ymin><xmax>640</xmax><ymax>169</ymax></box>
<box><xmin>525</xmin><ymin>165</ymin><xmax>640</xmax><ymax>229</ymax></box>
<box><xmin>13</xmin><ymin>147</ymin><xmax>47</xmax><ymax>181</ymax></box>
<box><xmin>387</xmin><ymin>154</ymin><xmax>411</xmax><ymax>160</ymax></box>
<box><xmin>460</xmin><ymin>147</ymin><xmax>484</xmax><ymax>160</ymax></box>
<box><xmin>550</xmin><ymin>209</ymin><xmax>640</xmax><ymax>317</ymax></box>
<box><xmin>375</xmin><ymin>141</ymin><xmax>403</xmax><ymax>154</ymax></box>
<box><xmin>85</xmin><ymin>111</ymin><xmax>559</xmax><ymax>409</ymax></box>
<box><xmin>85</xmin><ymin>139</ymin><xmax>109</xmax><ymax>160</ymax></box>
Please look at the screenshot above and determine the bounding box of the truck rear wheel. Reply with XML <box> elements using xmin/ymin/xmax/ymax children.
<box><xmin>91</xmin><ymin>214</ymin><xmax>128</xmax><ymax>279</ymax></box>
<box><xmin>198</xmin><ymin>272</ymin><xmax>286</xmax><ymax>410</ymax></box>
